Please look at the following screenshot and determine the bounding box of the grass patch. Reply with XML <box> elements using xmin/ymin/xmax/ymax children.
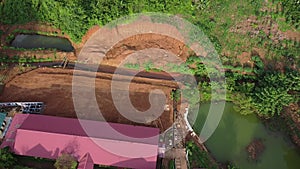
<box><xmin>0</xmin><ymin>55</ymin><xmax>53</xmax><ymax>63</ymax></box>
<box><xmin>123</xmin><ymin>63</ymin><xmax>140</xmax><ymax>70</ymax></box>
<box><xmin>11</xmin><ymin>29</ymin><xmax>59</xmax><ymax>36</ymax></box>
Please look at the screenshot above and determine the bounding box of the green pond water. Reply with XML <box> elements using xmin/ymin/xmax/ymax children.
<box><xmin>11</xmin><ymin>34</ymin><xmax>74</xmax><ymax>52</ymax></box>
<box><xmin>192</xmin><ymin>102</ymin><xmax>300</xmax><ymax>169</ymax></box>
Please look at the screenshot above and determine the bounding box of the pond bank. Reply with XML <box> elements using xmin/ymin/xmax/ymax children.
<box><xmin>0</xmin><ymin>23</ymin><xmax>100</xmax><ymax>62</ymax></box>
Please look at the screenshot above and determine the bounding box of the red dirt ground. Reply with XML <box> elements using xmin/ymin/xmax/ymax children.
<box><xmin>231</xmin><ymin>15</ymin><xmax>300</xmax><ymax>43</ymax></box>
<box><xmin>237</xmin><ymin>51</ymin><xmax>252</xmax><ymax>65</ymax></box>
<box><xmin>0</xmin><ymin>67</ymin><xmax>178</xmax><ymax>131</ymax></box>
<box><xmin>0</xmin><ymin>21</ymin><xmax>193</xmax><ymax>132</ymax></box>
<box><xmin>103</xmin><ymin>33</ymin><xmax>194</xmax><ymax>67</ymax></box>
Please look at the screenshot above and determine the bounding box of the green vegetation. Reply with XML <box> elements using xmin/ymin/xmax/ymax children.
<box><xmin>124</xmin><ymin>54</ymin><xmax>298</xmax><ymax>119</ymax></box>
<box><xmin>54</xmin><ymin>153</ymin><xmax>77</xmax><ymax>169</ymax></box>
<box><xmin>123</xmin><ymin>63</ymin><xmax>140</xmax><ymax>70</ymax></box>
<box><xmin>224</xmin><ymin>67</ymin><xmax>299</xmax><ymax>118</ymax></box>
<box><xmin>1</xmin><ymin>0</ymin><xmax>298</xmax><ymax>67</ymax></box>
<box><xmin>222</xmin><ymin>54</ymin><xmax>298</xmax><ymax>118</ymax></box>
<box><xmin>11</xmin><ymin>29</ymin><xmax>59</xmax><ymax>36</ymax></box>
<box><xmin>232</xmin><ymin>93</ymin><xmax>256</xmax><ymax>115</ymax></box>
<box><xmin>0</xmin><ymin>75</ymin><xmax>6</xmax><ymax>85</ymax></box>
<box><xmin>124</xmin><ymin>61</ymin><xmax>195</xmax><ymax>74</ymax></box>
<box><xmin>0</xmin><ymin>0</ymin><xmax>298</xmax><ymax>60</ymax></box>
<box><xmin>168</xmin><ymin>159</ymin><xmax>175</xmax><ymax>169</ymax></box>
<box><xmin>0</xmin><ymin>147</ymin><xmax>42</xmax><ymax>169</ymax></box>
<box><xmin>279</xmin><ymin>0</ymin><xmax>300</xmax><ymax>28</ymax></box>
<box><xmin>5</xmin><ymin>33</ymin><xmax>14</xmax><ymax>43</ymax></box>
<box><xmin>0</xmin><ymin>55</ymin><xmax>53</xmax><ymax>63</ymax></box>
<box><xmin>170</xmin><ymin>89</ymin><xmax>180</xmax><ymax>101</ymax></box>
<box><xmin>165</xmin><ymin>62</ymin><xmax>194</xmax><ymax>75</ymax></box>
<box><xmin>223</xmin><ymin>64</ymin><xmax>253</xmax><ymax>73</ymax></box>
<box><xmin>143</xmin><ymin>61</ymin><xmax>156</xmax><ymax>72</ymax></box>
<box><xmin>250</xmin><ymin>69</ymin><xmax>299</xmax><ymax>118</ymax></box>
<box><xmin>0</xmin><ymin>0</ymin><xmax>194</xmax><ymax>43</ymax></box>
<box><xmin>192</xmin><ymin>51</ymin><xmax>299</xmax><ymax>118</ymax></box>
<box><xmin>0</xmin><ymin>147</ymin><xmax>17</xmax><ymax>169</ymax></box>
<box><xmin>186</xmin><ymin>141</ymin><xmax>218</xmax><ymax>169</ymax></box>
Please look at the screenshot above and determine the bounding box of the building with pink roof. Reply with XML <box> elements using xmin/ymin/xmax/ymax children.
<box><xmin>1</xmin><ymin>113</ymin><xmax>160</xmax><ymax>169</ymax></box>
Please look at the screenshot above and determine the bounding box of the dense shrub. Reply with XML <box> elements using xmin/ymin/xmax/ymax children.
<box><xmin>0</xmin><ymin>147</ymin><xmax>17</xmax><ymax>169</ymax></box>
<box><xmin>251</xmin><ymin>70</ymin><xmax>299</xmax><ymax>117</ymax></box>
<box><xmin>0</xmin><ymin>0</ymin><xmax>196</xmax><ymax>43</ymax></box>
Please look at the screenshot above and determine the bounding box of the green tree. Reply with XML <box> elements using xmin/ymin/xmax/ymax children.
<box><xmin>253</xmin><ymin>86</ymin><xmax>294</xmax><ymax>117</ymax></box>
<box><xmin>251</xmin><ymin>71</ymin><xmax>299</xmax><ymax>118</ymax></box>
<box><xmin>0</xmin><ymin>147</ymin><xmax>17</xmax><ymax>169</ymax></box>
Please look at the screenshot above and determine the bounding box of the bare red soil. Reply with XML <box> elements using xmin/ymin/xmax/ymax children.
<box><xmin>0</xmin><ymin>22</ymin><xmax>195</xmax><ymax>132</ymax></box>
<box><xmin>103</xmin><ymin>33</ymin><xmax>194</xmax><ymax>67</ymax></box>
<box><xmin>231</xmin><ymin>15</ymin><xmax>300</xmax><ymax>43</ymax></box>
<box><xmin>0</xmin><ymin>67</ymin><xmax>178</xmax><ymax>131</ymax></box>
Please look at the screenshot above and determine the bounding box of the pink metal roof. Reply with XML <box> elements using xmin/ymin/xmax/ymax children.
<box><xmin>1</xmin><ymin>114</ymin><xmax>159</xmax><ymax>169</ymax></box>
<box><xmin>78</xmin><ymin>153</ymin><xmax>94</xmax><ymax>169</ymax></box>
<box><xmin>19</xmin><ymin>113</ymin><xmax>159</xmax><ymax>144</ymax></box>
<box><xmin>0</xmin><ymin>113</ymin><xmax>28</xmax><ymax>148</ymax></box>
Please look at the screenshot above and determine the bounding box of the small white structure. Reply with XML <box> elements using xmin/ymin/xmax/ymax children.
<box><xmin>184</xmin><ymin>107</ymin><xmax>193</xmax><ymax>132</ymax></box>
